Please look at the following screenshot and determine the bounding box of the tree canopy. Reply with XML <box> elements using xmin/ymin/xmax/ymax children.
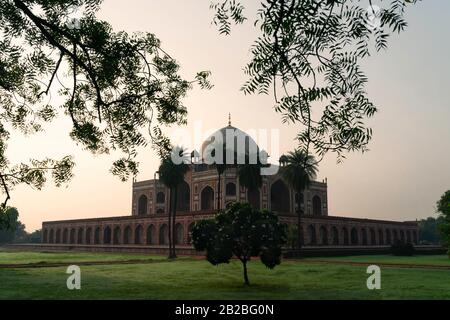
<box><xmin>436</xmin><ymin>190</ymin><xmax>450</xmax><ymax>247</ymax></box>
<box><xmin>0</xmin><ymin>0</ymin><xmax>210</xmax><ymax>213</ymax></box>
<box><xmin>210</xmin><ymin>0</ymin><xmax>419</xmax><ymax>163</ymax></box>
<box><xmin>191</xmin><ymin>202</ymin><xmax>287</xmax><ymax>285</ymax></box>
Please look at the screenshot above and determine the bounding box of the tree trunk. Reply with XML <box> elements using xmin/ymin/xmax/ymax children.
<box><xmin>171</xmin><ymin>186</ymin><xmax>178</xmax><ymax>259</ymax></box>
<box><xmin>242</xmin><ymin>260</ymin><xmax>250</xmax><ymax>286</ymax></box>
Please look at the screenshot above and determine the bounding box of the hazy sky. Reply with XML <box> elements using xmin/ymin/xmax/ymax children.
<box><xmin>9</xmin><ymin>0</ymin><xmax>450</xmax><ymax>231</ymax></box>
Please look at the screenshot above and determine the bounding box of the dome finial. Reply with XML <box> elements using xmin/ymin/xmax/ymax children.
<box><xmin>228</xmin><ymin>113</ymin><xmax>231</xmax><ymax>126</ymax></box>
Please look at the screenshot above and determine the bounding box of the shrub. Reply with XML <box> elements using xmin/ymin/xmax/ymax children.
<box><xmin>390</xmin><ymin>240</ymin><xmax>415</xmax><ymax>256</ymax></box>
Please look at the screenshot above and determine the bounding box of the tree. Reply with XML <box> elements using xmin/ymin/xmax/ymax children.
<box><xmin>436</xmin><ymin>190</ymin><xmax>450</xmax><ymax>248</ymax></box>
<box><xmin>418</xmin><ymin>217</ymin><xmax>444</xmax><ymax>245</ymax></box>
<box><xmin>0</xmin><ymin>207</ymin><xmax>24</xmax><ymax>244</ymax></box>
<box><xmin>191</xmin><ymin>202</ymin><xmax>287</xmax><ymax>285</ymax></box>
<box><xmin>280</xmin><ymin>149</ymin><xmax>318</xmax><ymax>249</ymax></box>
<box><xmin>158</xmin><ymin>146</ymin><xmax>189</xmax><ymax>259</ymax></box>
<box><xmin>210</xmin><ymin>0</ymin><xmax>419</xmax><ymax>162</ymax></box>
<box><xmin>0</xmin><ymin>0</ymin><xmax>210</xmax><ymax>220</ymax></box>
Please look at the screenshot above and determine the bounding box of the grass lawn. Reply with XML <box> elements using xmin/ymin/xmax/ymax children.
<box><xmin>0</xmin><ymin>251</ymin><xmax>450</xmax><ymax>299</ymax></box>
<box><xmin>0</xmin><ymin>250</ymin><xmax>166</xmax><ymax>265</ymax></box>
<box><xmin>304</xmin><ymin>254</ymin><xmax>450</xmax><ymax>266</ymax></box>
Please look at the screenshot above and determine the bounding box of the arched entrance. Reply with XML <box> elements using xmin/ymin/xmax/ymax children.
<box><xmin>201</xmin><ymin>186</ymin><xmax>214</xmax><ymax>210</ymax></box>
<box><xmin>270</xmin><ymin>180</ymin><xmax>290</xmax><ymax>212</ymax></box>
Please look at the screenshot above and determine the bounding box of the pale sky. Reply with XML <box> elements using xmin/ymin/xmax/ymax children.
<box><xmin>9</xmin><ymin>0</ymin><xmax>450</xmax><ymax>231</ymax></box>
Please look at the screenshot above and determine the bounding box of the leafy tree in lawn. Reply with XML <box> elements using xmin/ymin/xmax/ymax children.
<box><xmin>436</xmin><ymin>190</ymin><xmax>450</xmax><ymax>249</ymax></box>
<box><xmin>158</xmin><ymin>146</ymin><xmax>189</xmax><ymax>259</ymax></box>
<box><xmin>210</xmin><ymin>0</ymin><xmax>420</xmax><ymax>162</ymax></box>
<box><xmin>0</xmin><ymin>0</ymin><xmax>210</xmax><ymax>225</ymax></box>
<box><xmin>191</xmin><ymin>202</ymin><xmax>287</xmax><ymax>285</ymax></box>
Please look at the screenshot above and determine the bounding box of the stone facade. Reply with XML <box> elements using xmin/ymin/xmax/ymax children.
<box><xmin>41</xmin><ymin>124</ymin><xmax>419</xmax><ymax>250</ymax></box>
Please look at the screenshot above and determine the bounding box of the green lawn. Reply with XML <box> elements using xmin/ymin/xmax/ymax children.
<box><xmin>0</xmin><ymin>251</ymin><xmax>450</xmax><ymax>299</ymax></box>
<box><xmin>304</xmin><ymin>254</ymin><xmax>450</xmax><ymax>266</ymax></box>
<box><xmin>0</xmin><ymin>250</ymin><xmax>166</xmax><ymax>265</ymax></box>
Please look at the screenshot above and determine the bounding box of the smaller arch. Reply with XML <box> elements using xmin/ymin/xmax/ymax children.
<box><xmin>400</xmin><ymin>230</ymin><xmax>405</xmax><ymax>243</ymax></box>
<box><xmin>135</xmin><ymin>225</ymin><xmax>143</xmax><ymax>245</ymax></box>
<box><xmin>307</xmin><ymin>225</ymin><xmax>317</xmax><ymax>245</ymax></box>
<box><xmin>123</xmin><ymin>225</ymin><xmax>132</xmax><ymax>245</ymax></box>
<box><xmin>49</xmin><ymin>229</ymin><xmax>54</xmax><ymax>244</ymax></box>
<box><xmin>94</xmin><ymin>227</ymin><xmax>101</xmax><ymax>244</ymax></box>
<box><xmin>62</xmin><ymin>228</ymin><xmax>68</xmax><ymax>244</ymax></box>
<box><xmin>69</xmin><ymin>228</ymin><xmax>76</xmax><ymax>244</ymax></box>
<box><xmin>174</xmin><ymin>223</ymin><xmax>184</xmax><ymax>245</ymax></box>
<box><xmin>225</xmin><ymin>182</ymin><xmax>236</xmax><ymax>196</ymax></box>
<box><xmin>378</xmin><ymin>229</ymin><xmax>384</xmax><ymax>245</ymax></box>
<box><xmin>159</xmin><ymin>224</ymin><xmax>169</xmax><ymax>245</ymax></box>
<box><xmin>103</xmin><ymin>226</ymin><xmax>112</xmax><ymax>245</ymax></box>
<box><xmin>187</xmin><ymin>222</ymin><xmax>196</xmax><ymax>244</ymax></box>
<box><xmin>361</xmin><ymin>228</ymin><xmax>368</xmax><ymax>245</ymax></box>
<box><xmin>56</xmin><ymin>229</ymin><xmax>61</xmax><ymax>244</ymax></box>
<box><xmin>85</xmin><ymin>228</ymin><xmax>92</xmax><ymax>245</ymax></box>
<box><xmin>386</xmin><ymin>229</ymin><xmax>392</xmax><ymax>245</ymax></box>
<box><xmin>77</xmin><ymin>228</ymin><xmax>83</xmax><ymax>244</ymax></box>
<box><xmin>113</xmin><ymin>226</ymin><xmax>121</xmax><ymax>245</ymax></box>
<box><xmin>350</xmin><ymin>227</ymin><xmax>359</xmax><ymax>245</ymax></box>
<box><xmin>43</xmin><ymin>229</ymin><xmax>48</xmax><ymax>243</ymax></box>
<box><xmin>370</xmin><ymin>228</ymin><xmax>376</xmax><ymax>245</ymax></box>
<box><xmin>331</xmin><ymin>226</ymin><xmax>339</xmax><ymax>245</ymax></box>
<box><xmin>146</xmin><ymin>225</ymin><xmax>156</xmax><ymax>245</ymax></box>
<box><xmin>342</xmin><ymin>227</ymin><xmax>349</xmax><ymax>245</ymax></box>
<box><xmin>319</xmin><ymin>226</ymin><xmax>328</xmax><ymax>245</ymax></box>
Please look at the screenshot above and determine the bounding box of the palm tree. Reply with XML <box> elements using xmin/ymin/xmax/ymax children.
<box><xmin>158</xmin><ymin>146</ymin><xmax>189</xmax><ymax>259</ymax></box>
<box><xmin>211</xmin><ymin>146</ymin><xmax>227</xmax><ymax>211</ymax></box>
<box><xmin>280</xmin><ymin>149</ymin><xmax>318</xmax><ymax>250</ymax></box>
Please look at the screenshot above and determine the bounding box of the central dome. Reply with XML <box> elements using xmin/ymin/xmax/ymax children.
<box><xmin>200</xmin><ymin>124</ymin><xmax>260</xmax><ymax>164</ymax></box>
